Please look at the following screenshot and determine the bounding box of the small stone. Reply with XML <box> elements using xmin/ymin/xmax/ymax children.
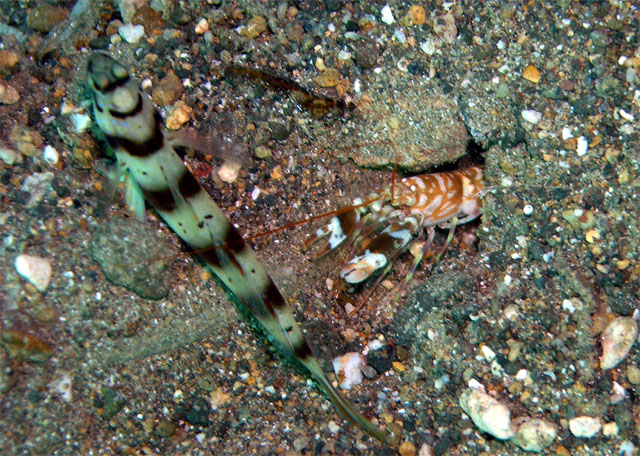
<box><xmin>521</xmin><ymin>109</ymin><xmax>542</xmax><ymax>124</ymax></box>
<box><xmin>399</xmin><ymin>440</ymin><xmax>416</xmax><ymax>456</ymax></box>
<box><xmin>165</xmin><ymin>100</ymin><xmax>192</xmax><ymax>130</ymax></box>
<box><xmin>600</xmin><ymin>317</ymin><xmax>637</xmax><ymax>370</ymax></box>
<box><xmin>511</xmin><ymin>417</ymin><xmax>557</xmax><ymax>452</ymax></box>
<box><xmin>15</xmin><ymin>254</ymin><xmax>52</xmax><ymax>292</ymax></box>
<box><xmin>576</xmin><ymin>136</ymin><xmax>588</xmax><ymax>156</ymax></box>
<box><xmin>314</xmin><ymin>68</ymin><xmax>341</xmax><ymax>88</ymax></box>
<box><xmin>43</xmin><ymin>145</ymin><xmax>59</xmax><ymax>165</ymax></box>
<box><xmin>333</xmin><ymin>352</ymin><xmax>365</xmax><ymax>390</ymax></box>
<box><xmin>118</xmin><ymin>23</ymin><xmax>145</xmax><ymax>43</ymax></box>
<box><xmin>0</xmin><ymin>146</ymin><xmax>21</xmax><ymax>165</ymax></box>
<box><xmin>522</xmin><ymin>65</ymin><xmax>541</xmax><ymax>83</ymax></box>
<box><xmin>0</xmin><ymin>329</ymin><xmax>53</xmax><ymax>363</ymax></box>
<box><xmin>152</xmin><ymin>71</ymin><xmax>184</xmax><ymax>107</ymax></box>
<box><xmin>0</xmin><ymin>80</ymin><xmax>20</xmax><ymax>104</ymax></box>
<box><xmin>602</xmin><ymin>421</ymin><xmax>619</xmax><ymax>437</ymax></box>
<box><xmin>195</xmin><ymin>18</ymin><xmax>209</xmax><ymax>34</ymax></box>
<box><xmin>293</xmin><ymin>436</ymin><xmax>311</xmax><ymax>451</ymax></box>
<box><xmin>27</xmin><ymin>3</ymin><xmax>67</xmax><ymax>33</ymax></box>
<box><xmin>403</xmin><ymin>5</ymin><xmax>426</xmax><ymax>26</ymax></box>
<box><xmin>0</xmin><ymin>49</ymin><xmax>20</xmax><ymax>69</ymax></box>
<box><xmin>569</xmin><ymin>416</ymin><xmax>601</xmax><ymax>438</ymax></box>
<box><xmin>626</xmin><ymin>365</ymin><xmax>640</xmax><ymax>385</ymax></box>
<box><xmin>243</xmin><ymin>16</ymin><xmax>267</xmax><ymax>39</ymax></box>
<box><xmin>254</xmin><ymin>145</ymin><xmax>272</xmax><ymax>159</ymax></box>
<box><xmin>217</xmin><ymin>161</ymin><xmax>241</xmax><ymax>184</ymax></box>
<box><xmin>459</xmin><ymin>388</ymin><xmax>514</xmax><ymax>440</ymax></box>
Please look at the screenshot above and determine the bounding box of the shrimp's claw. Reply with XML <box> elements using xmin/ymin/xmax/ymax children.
<box><xmin>303</xmin><ymin>209</ymin><xmax>360</xmax><ymax>258</ymax></box>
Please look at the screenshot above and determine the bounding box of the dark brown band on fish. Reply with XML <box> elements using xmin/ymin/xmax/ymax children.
<box><xmin>109</xmin><ymin>92</ymin><xmax>143</xmax><ymax>118</ymax></box>
<box><xmin>225</xmin><ymin>224</ymin><xmax>247</xmax><ymax>253</ymax></box>
<box><xmin>293</xmin><ymin>339</ymin><xmax>313</xmax><ymax>360</ymax></box>
<box><xmin>107</xmin><ymin>121</ymin><xmax>164</xmax><ymax>157</ymax></box>
<box><xmin>142</xmin><ymin>186</ymin><xmax>176</xmax><ymax>212</ymax></box>
<box><xmin>177</xmin><ymin>169</ymin><xmax>201</xmax><ymax>199</ymax></box>
<box><xmin>263</xmin><ymin>280</ymin><xmax>287</xmax><ymax>311</ymax></box>
<box><xmin>200</xmin><ymin>246</ymin><xmax>222</xmax><ymax>269</ymax></box>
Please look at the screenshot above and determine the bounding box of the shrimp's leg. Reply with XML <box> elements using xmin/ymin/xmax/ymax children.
<box><xmin>389</xmin><ymin>226</ymin><xmax>437</xmax><ymax>306</ymax></box>
<box><xmin>433</xmin><ymin>216</ymin><xmax>459</xmax><ymax>264</ymax></box>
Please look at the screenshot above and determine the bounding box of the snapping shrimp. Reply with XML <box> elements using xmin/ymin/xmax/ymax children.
<box><xmin>304</xmin><ymin>166</ymin><xmax>484</xmax><ymax>316</ymax></box>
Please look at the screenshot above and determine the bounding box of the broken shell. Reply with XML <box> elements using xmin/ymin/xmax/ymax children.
<box><xmin>600</xmin><ymin>317</ymin><xmax>638</xmax><ymax>370</ymax></box>
<box><xmin>332</xmin><ymin>352</ymin><xmax>365</xmax><ymax>390</ymax></box>
<box><xmin>459</xmin><ymin>388</ymin><xmax>514</xmax><ymax>440</ymax></box>
<box><xmin>522</xmin><ymin>64</ymin><xmax>541</xmax><ymax>83</ymax></box>
<box><xmin>511</xmin><ymin>417</ymin><xmax>557</xmax><ymax>452</ymax></box>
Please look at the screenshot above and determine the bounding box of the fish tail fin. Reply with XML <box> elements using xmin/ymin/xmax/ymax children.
<box><xmin>304</xmin><ymin>358</ymin><xmax>387</xmax><ymax>443</ymax></box>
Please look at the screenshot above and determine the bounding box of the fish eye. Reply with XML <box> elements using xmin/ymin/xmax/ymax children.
<box><xmin>92</xmin><ymin>74</ymin><xmax>109</xmax><ymax>91</ymax></box>
<box><xmin>112</xmin><ymin>63</ymin><xmax>128</xmax><ymax>79</ymax></box>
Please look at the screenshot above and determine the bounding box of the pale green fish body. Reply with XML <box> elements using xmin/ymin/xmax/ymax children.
<box><xmin>86</xmin><ymin>53</ymin><xmax>385</xmax><ymax>442</ymax></box>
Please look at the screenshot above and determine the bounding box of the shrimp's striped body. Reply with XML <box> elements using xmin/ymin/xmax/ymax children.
<box><xmin>86</xmin><ymin>53</ymin><xmax>385</xmax><ymax>442</ymax></box>
<box><xmin>305</xmin><ymin>167</ymin><xmax>483</xmax><ymax>315</ymax></box>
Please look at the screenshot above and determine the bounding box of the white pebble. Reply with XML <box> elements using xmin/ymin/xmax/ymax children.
<box><xmin>49</xmin><ymin>372</ymin><xmax>73</xmax><ymax>402</ymax></box>
<box><xmin>195</xmin><ymin>18</ymin><xmax>209</xmax><ymax>34</ymax></box>
<box><xmin>118</xmin><ymin>23</ymin><xmax>145</xmax><ymax>43</ymax></box>
<box><xmin>562</xmin><ymin>299</ymin><xmax>576</xmax><ymax>313</ymax></box>
<box><xmin>600</xmin><ymin>317</ymin><xmax>638</xmax><ymax>370</ymax></box>
<box><xmin>0</xmin><ymin>146</ymin><xmax>21</xmax><ymax>165</ymax></box>
<box><xmin>380</xmin><ymin>5</ymin><xmax>395</xmax><ymax>24</ymax></box>
<box><xmin>562</xmin><ymin>126</ymin><xmax>573</xmax><ymax>140</ymax></box>
<box><xmin>481</xmin><ymin>345</ymin><xmax>496</xmax><ymax>362</ymax></box>
<box><xmin>217</xmin><ymin>161</ymin><xmax>241</xmax><ymax>184</ymax></box>
<box><xmin>251</xmin><ymin>187</ymin><xmax>261</xmax><ymax>200</ymax></box>
<box><xmin>576</xmin><ymin>136</ymin><xmax>588</xmax><ymax>156</ymax></box>
<box><xmin>619</xmin><ymin>108</ymin><xmax>634</xmax><ymax>121</ymax></box>
<box><xmin>620</xmin><ymin>441</ymin><xmax>636</xmax><ymax>456</ymax></box>
<box><xmin>602</xmin><ymin>421</ymin><xmax>619</xmax><ymax>437</ymax></box>
<box><xmin>43</xmin><ymin>145</ymin><xmax>59</xmax><ymax>165</ymax></box>
<box><xmin>521</xmin><ymin>109</ymin><xmax>542</xmax><ymax>124</ymax></box>
<box><xmin>611</xmin><ymin>381</ymin><xmax>626</xmax><ymax>404</ymax></box>
<box><xmin>393</xmin><ymin>29</ymin><xmax>406</xmax><ymax>44</ymax></box>
<box><xmin>15</xmin><ymin>254</ymin><xmax>52</xmax><ymax>292</ymax></box>
<box><xmin>459</xmin><ymin>388</ymin><xmax>514</xmax><ymax>440</ymax></box>
<box><xmin>523</xmin><ymin>204</ymin><xmax>533</xmax><ymax>215</ymax></box>
<box><xmin>70</xmin><ymin>112</ymin><xmax>91</xmax><ymax>133</ymax></box>
<box><xmin>420</xmin><ymin>38</ymin><xmax>436</xmax><ymax>55</ymax></box>
<box><xmin>511</xmin><ymin>417</ymin><xmax>558</xmax><ymax>452</ymax></box>
<box><xmin>569</xmin><ymin>416</ymin><xmax>601</xmax><ymax>438</ymax></box>
<box><xmin>333</xmin><ymin>352</ymin><xmax>365</xmax><ymax>390</ymax></box>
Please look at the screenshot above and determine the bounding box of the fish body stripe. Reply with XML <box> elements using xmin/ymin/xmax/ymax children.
<box><xmin>87</xmin><ymin>53</ymin><xmax>384</xmax><ymax>442</ymax></box>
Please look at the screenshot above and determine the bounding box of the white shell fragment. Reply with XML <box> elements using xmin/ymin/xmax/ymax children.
<box><xmin>511</xmin><ymin>417</ymin><xmax>558</xmax><ymax>452</ymax></box>
<box><xmin>576</xmin><ymin>136</ymin><xmax>588</xmax><ymax>156</ymax></box>
<box><xmin>521</xmin><ymin>109</ymin><xmax>542</xmax><ymax>124</ymax></box>
<box><xmin>14</xmin><ymin>255</ymin><xmax>51</xmax><ymax>293</ymax></box>
<box><xmin>217</xmin><ymin>161</ymin><xmax>241</xmax><ymax>184</ymax></box>
<box><xmin>459</xmin><ymin>388</ymin><xmax>514</xmax><ymax>440</ymax></box>
<box><xmin>333</xmin><ymin>352</ymin><xmax>365</xmax><ymax>390</ymax></box>
<box><xmin>380</xmin><ymin>5</ymin><xmax>395</xmax><ymax>25</ymax></box>
<box><xmin>600</xmin><ymin>317</ymin><xmax>638</xmax><ymax>370</ymax></box>
<box><xmin>118</xmin><ymin>23</ymin><xmax>145</xmax><ymax>43</ymax></box>
<box><xmin>15</xmin><ymin>254</ymin><xmax>52</xmax><ymax>292</ymax></box>
<box><xmin>569</xmin><ymin>416</ymin><xmax>601</xmax><ymax>438</ymax></box>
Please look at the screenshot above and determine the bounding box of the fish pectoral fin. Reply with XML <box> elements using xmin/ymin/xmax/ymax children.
<box><xmin>94</xmin><ymin>159</ymin><xmax>124</xmax><ymax>217</ymax></box>
<box><xmin>164</xmin><ymin>128</ymin><xmax>249</xmax><ymax>168</ymax></box>
<box><xmin>124</xmin><ymin>172</ymin><xmax>146</xmax><ymax>221</ymax></box>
